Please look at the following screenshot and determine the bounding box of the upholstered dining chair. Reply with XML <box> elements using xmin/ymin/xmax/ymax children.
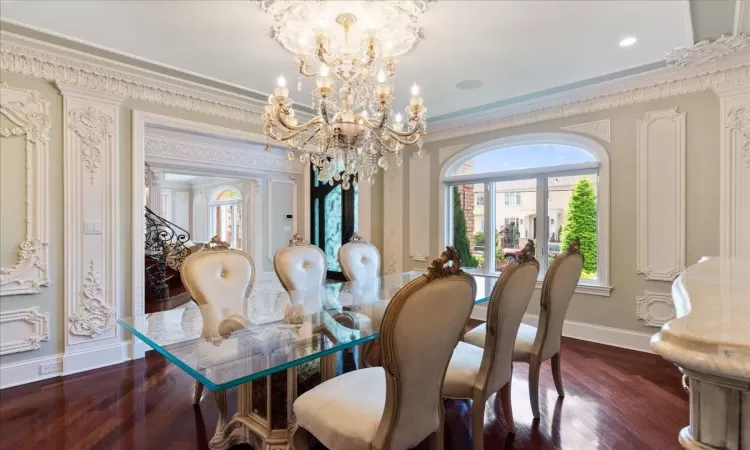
<box><xmin>443</xmin><ymin>241</ymin><xmax>539</xmax><ymax>446</ymax></box>
<box><xmin>290</xmin><ymin>247</ymin><xmax>477</xmax><ymax>450</ymax></box>
<box><xmin>273</xmin><ymin>233</ymin><xmax>327</xmax><ymax>293</ymax></box>
<box><xmin>464</xmin><ymin>237</ymin><xmax>584</xmax><ymax>419</ymax></box>
<box><xmin>180</xmin><ymin>235</ymin><xmax>256</xmax><ymax>405</ymax></box>
<box><xmin>338</xmin><ymin>233</ymin><xmax>383</xmax><ymax>367</ymax></box>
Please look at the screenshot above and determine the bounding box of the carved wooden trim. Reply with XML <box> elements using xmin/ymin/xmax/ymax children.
<box><xmin>0</xmin><ymin>82</ymin><xmax>50</xmax><ymax>296</ymax></box>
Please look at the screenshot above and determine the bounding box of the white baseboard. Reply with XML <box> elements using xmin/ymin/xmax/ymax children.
<box><xmin>1</xmin><ymin>341</ymin><xmax>131</xmax><ymax>390</ymax></box>
<box><xmin>62</xmin><ymin>341</ymin><xmax>131</xmax><ymax>376</ymax></box>
<box><xmin>522</xmin><ymin>314</ymin><xmax>654</xmax><ymax>354</ymax></box>
<box><xmin>0</xmin><ymin>354</ymin><xmax>64</xmax><ymax>390</ymax></box>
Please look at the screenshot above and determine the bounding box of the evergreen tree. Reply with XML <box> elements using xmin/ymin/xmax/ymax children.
<box><xmin>561</xmin><ymin>178</ymin><xmax>598</xmax><ymax>273</ymax></box>
<box><xmin>452</xmin><ymin>186</ymin><xmax>478</xmax><ymax>267</ymax></box>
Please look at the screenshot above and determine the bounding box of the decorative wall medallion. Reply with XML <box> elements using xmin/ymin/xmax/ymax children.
<box><xmin>666</xmin><ymin>34</ymin><xmax>750</xmax><ymax>68</ymax></box>
<box><xmin>68</xmin><ymin>106</ymin><xmax>114</xmax><ymax>184</ymax></box>
<box><xmin>69</xmin><ymin>260</ymin><xmax>115</xmax><ymax>336</ymax></box>
<box><xmin>561</xmin><ymin>119</ymin><xmax>611</xmax><ymax>142</ymax></box>
<box><xmin>0</xmin><ymin>307</ymin><xmax>50</xmax><ymax>355</ymax></box>
<box><xmin>636</xmin><ymin>291</ymin><xmax>676</xmax><ymax>327</ymax></box>
<box><xmin>0</xmin><ymin>82</ymin><xmax>51</xmax><ymax>296</ymax></box>
<box><xmin>636</xmin><ymin>108</ymin><xmax>686</xmax><ymax>281</ymax></box>
<box><xmin>726</xmin><ymin>103</ymin><xmax>750</xmax><ymax>168</ymax></box>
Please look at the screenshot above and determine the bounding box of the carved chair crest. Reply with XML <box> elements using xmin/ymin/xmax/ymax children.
<box><xmin>203</xmin><ymin>235</ymin><xmax>232</xmax><ymax>252</ymax></box>
<box><xmin>288</xmin><ymin>233</ymin><xmax>309</xmax><ymax>247</ymax></box>
<box><xmin>348</xmin><ymin>232</ymin><xmax>368</xmax><ymax>244</ymax></box>
<box><xmin>424</xmin><ymin>246</ymin><xmax>464</xmax><ymax>282</ymax></box>
<box><xmin>517</xmin><ymin>240</ymin><xmax>537</xmax><ymax>263</ymax></box>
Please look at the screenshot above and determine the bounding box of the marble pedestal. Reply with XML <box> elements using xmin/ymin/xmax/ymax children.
<box><xmin>652</xmin><ymin>257</ymin><xmax>750</xmax><ymax>450</ymax></box>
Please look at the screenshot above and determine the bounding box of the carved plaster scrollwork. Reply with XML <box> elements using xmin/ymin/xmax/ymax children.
<box><xmin>69</xmin><ymin>260</ymin><xmax>115</xmax><ymax>336</ymax></box>
<box><xmin>726</xmin><ymin>103</ymin><xmax>750</xmax><ymax>168</ymax></box>
<box><xmin>636</xmin><ymin>291</ymin><xmax>676</xmax><ymax>327</ymax></box>
<box><xmin>0</xmin><ymin>307</ymin><xmax>50</xmax><ymax>355</ymax></box>
<box><xmin>666</xmin><ymin>34</ymin><xmax>750</xmax><ymax>68</ymax></box>
<box><xmin>68</xmin><ymin>106</ymin><xmax>114</xmax><ymax>185</ymax></box>
<box><xmin>561</xmin><ymin>119</ymin><xmax>611</xmax><ymax>143</ymax></box>
<box><xmin>0</xmin><ymin>82</ymin><xmax>51</xmax><ymax>296</ymax></box>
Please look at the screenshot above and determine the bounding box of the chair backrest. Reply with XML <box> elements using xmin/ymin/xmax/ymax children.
<box><xmin>533</xmin><ymin>237</ymin><xmax>584</xmax><ymax>361</ymax></box>
<box><xmin>180</xmin><ymin>236</ymin><xmax>255</xmax><ymax>307</ymax></box>
<box><xmin>338</xmin><ymin>233</ymin><xmax>380</xmax><ymax>283</ymax></box>
<box><xmin>373</xmin><ymin>247</ymin><xmax>476</xmax><ymax>450</ymax></box>
<box><xmin>273</xmin><ymin>233</ymin><xmax>326</xmax><ymax>292</ymax></box>
<box><xmin>476</xmin><ymin>241</ymin><xmax>539</xmax><ymax>397</ymax></box>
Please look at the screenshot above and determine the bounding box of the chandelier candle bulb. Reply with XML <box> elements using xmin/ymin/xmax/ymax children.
<box><xmin>411</xmin><ymin>83</ymin><xmax>420</xmax><ymax>96</ymax></box>
<box><xmin>377</xmin><ymin>70</ymin><xmax>386</xmax><ymax>83</ymax></box>
<box><xmin>277</xmin><ymin>74</ymin><xmax>287</xmax><ymax>87</ymax></box>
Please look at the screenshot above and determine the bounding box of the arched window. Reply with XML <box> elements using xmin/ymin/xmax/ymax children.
<box><xmin>209</xmin><ymin>186</ymin><xmax>243</xmax><ymax>248</ymax></box>
<box><xmin>440</xmin><ymin>133</ymin><xmax>610</xmax><ymax>293</ymax></box>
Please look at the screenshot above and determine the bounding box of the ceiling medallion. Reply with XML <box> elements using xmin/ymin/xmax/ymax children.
<box><xmin>258</xmin><ymin>0</ymin><xmax>432</xmax><ymax>189</ymax></box>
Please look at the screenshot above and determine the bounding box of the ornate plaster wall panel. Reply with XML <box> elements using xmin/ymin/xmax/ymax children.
<box><xmin>0</xmin><ymin>307</ymin><xmax>50</xmax><ymax>355</ymax></box>
<box><xmin>60</xmin><ymin>85</ymin><xmax>123</xmax><ymax>344</ymax></box>
<box><xmin>561</xmin><ymin>119</ymin><xmax>611</xmax><ymax>142</ymax></box>
<box><xmin>383</xmin><ymin>163</ymin><xmax>404</xmax><ymax>274</ymax></box>
<box><xmin>636</xmin><ymin>108</ymin><xmax>686</xmax><ymax>281</ymax></box>
<box><xmin>0</xmin><ymin>82</ymin><xmax>50</xmax><ymax>296</ymax></box>
<box><xmin>720</xmin><ymin>87</ymin><xmax>750</xmax><ymax>258</ymax></box>
<box><xmin>636</xmin><ymin>291</ymin><xmax>676</xmax><ymax>328</ymax></box>
<box><xmin>409</xmin><ymin>151</ymin><xmax>431</xmax><ymax>262</ymax></box>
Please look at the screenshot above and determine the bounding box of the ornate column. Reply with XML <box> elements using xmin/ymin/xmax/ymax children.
<box><xmin>146</xmin><ymin>167</ymin><xmax>165</xmax><ymax>217</ymax></box>
<box><xmin>57</xmin><ymin>83</ymin><xmax>126</xmax><ymax>373</ymax></box>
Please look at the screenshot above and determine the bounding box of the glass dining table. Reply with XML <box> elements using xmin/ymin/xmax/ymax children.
<box><xmin>118</xmin><ymin>271</ymin><xmax>497</xmax><ymax>450</ymax></box>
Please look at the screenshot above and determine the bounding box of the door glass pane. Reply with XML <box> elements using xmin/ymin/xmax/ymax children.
<box><xmin>324</xmin><ymin>185</ymin><xmax>343</xmax><ymax>271</ymax></box>
<box><xmin>450</xmin><ymin>184</ymin><xmax>481</xmax><ymax>271</ymax></box>
<box><xmin>353</xmin><ymin>184</ymin><xmax>359</xmax><ymax>233</ymax></box>
<box><xmin>312</xmin><ymin>198</ymin><xmax>320</xmax><ymax>247</ymax></box>
<box><xmin>549</xmin><ymin>174</ymin><xmax>598</xmax><ymax>279</ymax></box>
<box><xmin>494</xmin><ymin>179</ymin><xmax>535</xmax><ymax>273</ymax></box>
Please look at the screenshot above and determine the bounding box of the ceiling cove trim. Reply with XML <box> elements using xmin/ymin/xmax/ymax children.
<box><xmin>0</xmin><ymin>31</ymin><xmax>269</xmax><ymax>125</ymax></box>
<box><xmin>425</xmin><ymin>53</ymin><xmax>750</xmax><ymax>143</ymax></box>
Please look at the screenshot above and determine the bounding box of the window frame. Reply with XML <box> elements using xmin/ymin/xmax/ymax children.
<box><xmin>209</xmin><ymin>186</ymin><xmax>243</xmax><ymax>248</ymax></box>
<box><xmin>438</xmin><ymin>133</ymin><xmax>611</xmax><ymax>296</ymax></box>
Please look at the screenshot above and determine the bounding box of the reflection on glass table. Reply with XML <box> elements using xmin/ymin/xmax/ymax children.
<box><xmin>119</xmin><ymin>271</ymin><xmax>496</xmax><ymax>391</ymax></box>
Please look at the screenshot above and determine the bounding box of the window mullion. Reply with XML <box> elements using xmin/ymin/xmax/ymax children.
<box><xmin>536</xmin><ymin>178</ymin><xmax>549</xmax><ymax>274</ymax></box>
<box><xmin>485</xmin><ymin>182</ymin><xmax>495</xmax><ymax>274</ymax></box>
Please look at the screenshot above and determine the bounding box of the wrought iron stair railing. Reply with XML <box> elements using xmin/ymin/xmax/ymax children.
<box><xmin>144</xmin><ymin>206</ymin><xmax>191</xmax><ymax>301</ymax></box>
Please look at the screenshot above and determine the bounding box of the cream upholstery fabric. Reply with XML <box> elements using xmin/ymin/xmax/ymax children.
<box><xmin>339</xmin><ymin>241</ymin><xmax>380</xmax><ymax>283</ymax></box>
<box><xmin>536</xmin><ymin>254</ymin><xmax>583</xmax><ymax>361</ymax></box>
<box><xmin>292</xmin><ymin>270</ymin><xmax>476</xmax><ymax>450</ymax></box>
<box><xmin>273</xmin><ymin>245</ymin><xmax>326</xmax><ymax>292</ymax></box>
<box><xmin>295</xmin><ymin>367</ymin><xmax>386</xmax><ymax>450</ymax></box>
<box><xmin>180</xmin><ymin>248</ymin><xmax>254</xmax><ymax>308</ymax></box>
<box><xmin>442</xmin><ymin>341</ymin><xmax>484</xmax><ymax>398</ymax></box>
<box><xmin>445</xmin><ymin>262</ymin><xmax>538</xmax><ymax>400</ymax></box>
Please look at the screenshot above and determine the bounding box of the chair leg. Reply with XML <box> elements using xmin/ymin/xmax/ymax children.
<box><xmin>551</xmin><ymin>352</ymin><xmax>565</xmax><ymax>397</ymax></box>
<box><xmin>427</xmin><ymin>426</ymin><xmax>444</xmax><ymax>450</ymax></box>
<box><xmin>500</xmin><ymin>381</ymin><xmax>516</xmax><ymax>434</ymax></box>
<box><xmin>471</xmin><ymin>394</ymin><xmax>485</xmax><ymax>450</ymax></box>
<box><xmin>528</xmin><ymin>359</ymin><xmax>541</xmax><ymax>419</ymax></box>
<box><xmin>289</xmin><ymin>422</ymin><xmax>310</xmax><ymax>450</ymax></box>
<box><xmin>193</xmin><ymin>380</ymin><xmax>204</xmax><ymax>405</ymax></box>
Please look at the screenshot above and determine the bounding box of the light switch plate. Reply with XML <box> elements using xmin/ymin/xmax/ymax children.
<box><xmin>84</xmin><ymin>221</ymin><xmax>102</xmax><ymax>234</ymax></box>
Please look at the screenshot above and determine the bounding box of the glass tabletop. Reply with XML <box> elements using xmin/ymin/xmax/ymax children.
<box><xmin>118</xmin><ymin>271</ymin><xmax>496</xmax><ymax>391</ymax></box>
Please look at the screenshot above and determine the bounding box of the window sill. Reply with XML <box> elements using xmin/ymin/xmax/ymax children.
<box><xmin>458</xmin><ymin>269</ymin><xmax>612</xmax><ymax>297</ymax></box>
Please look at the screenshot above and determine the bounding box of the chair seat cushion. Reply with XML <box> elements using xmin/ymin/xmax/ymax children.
<box><xmin>443</xmin><ymin>341</ymin><xmax>484</xmax><ymax>399</ymax></box>
<box><xmin>294</xmin><ymin>367</ymin><xmax>386</xmax><ymax>450</ymax></box>
<box><xmin>463</xmin><ymin>322</ymin><xmax>539</xmax><ymax>362</ymax></box>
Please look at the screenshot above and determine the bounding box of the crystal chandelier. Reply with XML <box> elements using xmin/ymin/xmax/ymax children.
<box><xmin>258</xmin><ymin>0</ymin><xmax>431</xmax><ymax>189</ymax></box>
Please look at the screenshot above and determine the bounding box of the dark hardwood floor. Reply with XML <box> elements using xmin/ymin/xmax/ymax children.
<box><xmin>0</xmin><ymin>337</ymin><xmax>687</xmax><ymax>450</ymax></box>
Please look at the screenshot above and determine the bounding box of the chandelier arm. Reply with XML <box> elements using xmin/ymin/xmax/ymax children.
<box><xmin>297</xmin><ymin>56</ymin><xmax>317</xmax><ymax>77</ymax></box>
<box><xmin>320</xmin><ymin>99</ymin><xmax>332</xmax><ymax>125</ymax></box>
<box><xmin>267</xmin><ymin>127</ymin><xmax>308</xmax><ymax>142</ymax></box>
<box><xmin>383</xmin><ymin>122</ymin><xmax>425</xmax><ymax>139</ymax></box>
<box><xmin>275</xmin><ymin>107</ymin><xmax>326</xmax><ymax>131</ymax></box>
<box><xmin>299</xmin><ymin>126</ymin><xmax>322</xmax><ymax>148</ymax></box>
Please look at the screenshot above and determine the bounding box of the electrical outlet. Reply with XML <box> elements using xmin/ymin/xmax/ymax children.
<box><xmin>39</xmin><ymin>361</ymin><xmax>61</xmax><ymax>375</ymax></box>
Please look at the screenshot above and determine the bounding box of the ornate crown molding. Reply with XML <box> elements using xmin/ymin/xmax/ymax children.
<box><xmin>144</xmin><ymin>136</ymin><xmax>303</xmax><ymax>174</ymax></box>
<box><xmin>667</xmin><ymin>34</ymin><xmax>750</xmax><ymax>68</ymax></box>
<box><xmin>0</xmin><ymin>31</ymin><xmax>267</xmax><ymax>125</ymax></box>
<box><xmin>425</xmin><ymin>56</ymin><xmax>750</xmax><ymax>143</ymax></box>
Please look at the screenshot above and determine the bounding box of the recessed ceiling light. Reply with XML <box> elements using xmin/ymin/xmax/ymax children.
<box><xmin>619</xmin><ymin>37</ymin><xmax>637</xmax><ymax>47</ymax></box>
<box><xmin>456</xmin><ymin>80</ymin><xmax>483</xmax><ymax>90</ymax></box>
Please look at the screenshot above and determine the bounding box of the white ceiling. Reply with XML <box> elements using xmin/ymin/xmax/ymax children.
<box><xmin>0</xmin><ymin>1</ymin><xmax>692</xmax><ymax>119</ymax></box>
